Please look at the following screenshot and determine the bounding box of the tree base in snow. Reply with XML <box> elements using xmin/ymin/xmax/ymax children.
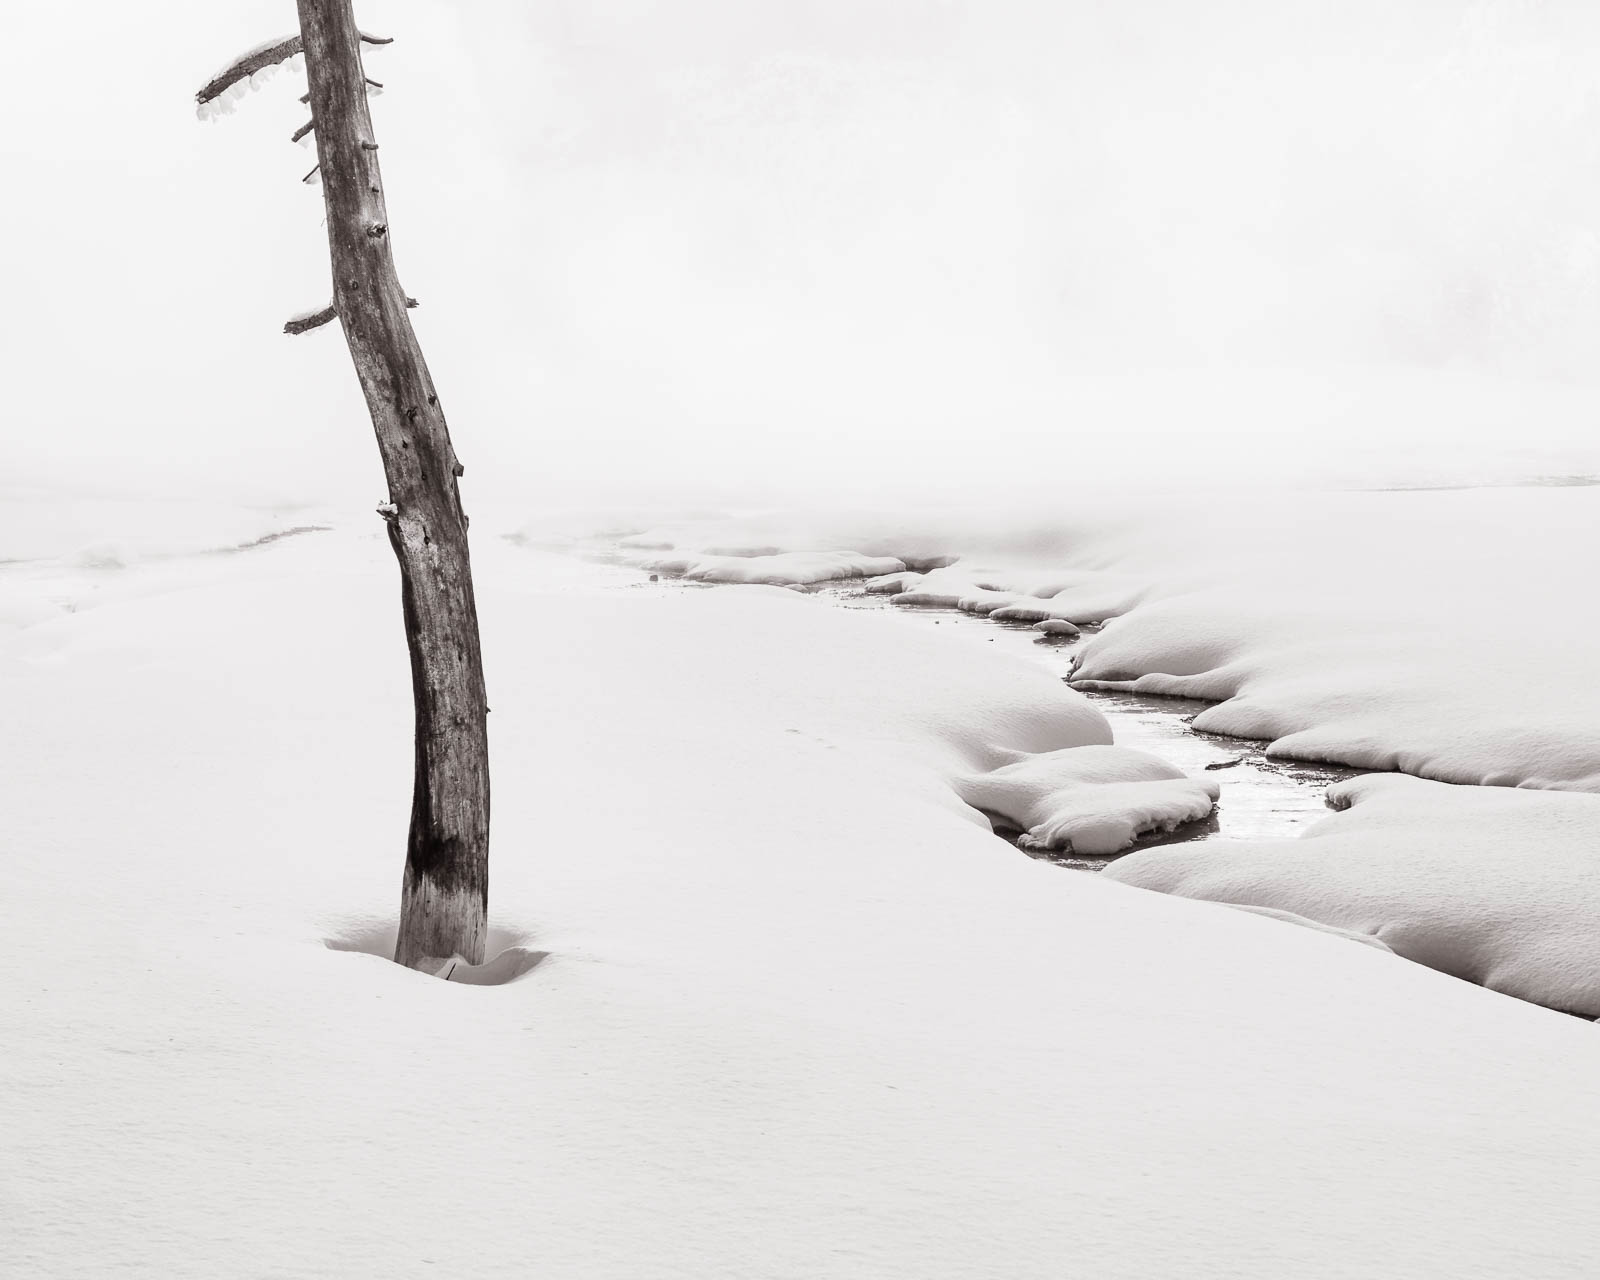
<box><xmin>394</xmin><ymin>874</ymin><xmax>487</xmax><ymax>970</ymax></box>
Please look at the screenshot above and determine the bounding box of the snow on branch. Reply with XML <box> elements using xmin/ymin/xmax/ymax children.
<box><xmin>284</xmin><ymin>304</ymin><xmax>336</xmax><ymax>336</ymax></box>
<box><xmin>196</xmin><ymin>31</ymin><xmax>393</xmax><ymax>121</ymax></box>
<box><xmin>196</xmin><ymin>35</ymin><xmax>302</xmax><ymax>120</ymax></box>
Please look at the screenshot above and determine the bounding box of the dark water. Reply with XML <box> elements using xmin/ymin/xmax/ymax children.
<box><xmin>811</xmin><ymin>582</ymin><xmax>1358</xmax><ymax>867</ymax></box>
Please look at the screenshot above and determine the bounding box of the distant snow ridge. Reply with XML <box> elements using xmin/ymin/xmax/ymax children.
<box><xmin>1105</xmin><ymin>774</ymin><xmax>1600</xmax><ymax>1016</ymax></box>
<box><xmin>957</xmin><ymin>745</ymin><xmax>1220</xmax><ymax>855</ymax></box>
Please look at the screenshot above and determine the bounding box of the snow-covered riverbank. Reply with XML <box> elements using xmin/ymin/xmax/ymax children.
<box><xmin>584</xmin><ymin>485</ymin><xmax>1600</xmax><ymax>1017</ymax></box>
<box><xmin>816</xmin><ymin>582</ymin><xmax>1360</xmax><ymax>856</ymax></box>
<box><xmin>5</xmin><ymin>510</ymin><xmax>1600</xmax><ymax>1278</ymax></box>
<box><xmin>602</xmin><ymin>483</ymin><xmax>1600</xmax><ymax>789</ymax></box>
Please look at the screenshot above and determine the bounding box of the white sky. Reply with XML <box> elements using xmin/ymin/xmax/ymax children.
<box><xmin>6</xmin><ymin>0</ymin><xmax>1600</xmax><ymax>506</ymax></box>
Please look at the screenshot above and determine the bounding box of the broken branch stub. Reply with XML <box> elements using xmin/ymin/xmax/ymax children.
<box><xmin>284</xmin><ymin>304</ymin><xmax>337</xmax><ymax>336</ymax></box>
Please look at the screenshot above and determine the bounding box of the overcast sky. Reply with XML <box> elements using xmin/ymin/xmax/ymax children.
<box><xmin>7</xmin><ymin>0</ymin><xmax>1600</xmax><ymax>506</ymax></box>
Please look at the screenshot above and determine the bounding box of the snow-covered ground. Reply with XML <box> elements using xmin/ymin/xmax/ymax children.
<box><xmin>5</xmin><ymin>509</ymin><xmax>1600</xmax><ymax>1278</ymax></box>
<box><xmin>568</xmin><ymin>486</ymin><xmax>1600</xmax><ymax>1016</ymax></box>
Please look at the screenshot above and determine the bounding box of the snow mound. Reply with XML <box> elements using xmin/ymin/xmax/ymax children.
<box><xmin>896</xmin><ymin>583</ymin><xmax>1019</xmax><ymax>613</ymax></box>
<box><xmin>957</xmin><ymin>745</ymin><xmax>1221</xmax><ymax>855</ymax></box>
<box><xmin>864</xmin><ymin>570</ymin><xmax>927</xmax><ymax>594</ymax></box>
<box><xmin>986</xmin><ymin>579</ymin><xmax>1145</xmax><ymax>624</ymax></box>
<box><xmin>868</xmin><ymin>564</ymin><xmax>1144</xmax><ymax>625</ymax></box>
<box><xmin>886</xmin><ymin>567</ymin><xmax>1021</xmax><ymax>613</ymax></box>
<box><xmin>633</xmin><ymin>549</ymin><xmax>906</xmax><ymax>586</ymax></box>
<box><xmin>1105</xmin><ymin>773</ymin><xmax>1600</xmax><ymax>1015</ymax></box>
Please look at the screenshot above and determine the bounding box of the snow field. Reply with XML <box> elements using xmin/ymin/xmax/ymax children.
<box><xmin>7</xmin><ymin>525</ymin><xmax>1600</xmax><ymax>1277</ymax></box>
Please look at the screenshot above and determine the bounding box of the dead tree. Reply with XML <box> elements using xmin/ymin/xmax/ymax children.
<box><xmin>198</xmin><ymin>1</ymin><xmax>490</xmax><ymax>971</ymax></box>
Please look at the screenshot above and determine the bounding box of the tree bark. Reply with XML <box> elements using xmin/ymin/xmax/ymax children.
<box><xmin>297</xmin><ymin>0</ymin><xmax>490</xmax><ymax>970</ymax></box>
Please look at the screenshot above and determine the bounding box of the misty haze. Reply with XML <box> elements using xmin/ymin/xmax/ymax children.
<box><xmin>6</xmin><ymin>3</ymin><xmax>1600</xmax><ymax>1277</ymax></box>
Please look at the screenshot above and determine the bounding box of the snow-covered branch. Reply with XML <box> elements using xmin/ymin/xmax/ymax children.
<box><xmin>196</xmin><ymin>31</ymin><xmax>392</xmax><ymax>120</ymax></box>
<box><xmin>284</xmin><ymin>304</ymin><xmax>336</xmax><ymax>336</ymax></box>
<box><xmin>196</xmin><ymin>35</ymin><xmax>303</xmax><ymax>114</ymax></box>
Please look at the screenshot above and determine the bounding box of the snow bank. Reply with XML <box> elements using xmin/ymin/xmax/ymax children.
<box><xmin>958</xmin><ymin>745</ymin><xmax>1218</xmax><ymax>854</ymax></box>
<box><xmin>8</xmin><ymin>524</ymin><xmax>1600</xmax><ymax>1277</ymax></box>
<box><xmin>891</xmin><ymin>568</ymin><xmax>1021</xmax><ymax>613</ymax></box>
<box><xmin>1106</xmin><ymin>773</ymin><xmax>1600</xmax><ymax>1015</ymax></box>
<box><xmin>1060</xmin><ymin>487</ymin><xmax>1600</xmax><ymax>790</ymax></box>
<box><xmin>631</xmin><ymin>548</ymin><xmax>906</xmax><ymax>585</ymax></box>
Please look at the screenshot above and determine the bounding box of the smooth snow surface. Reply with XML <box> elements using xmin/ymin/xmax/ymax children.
<box><xmin>6</xmin><ymin>522</ymin><xmax>1600</xmax><ymax>1278</ymax></box>
<box><xmin>958</xmin><ymin>745</ymin><xmax>1218</xmax><ymax>854</ymax></box>
<box><xmin>1107</xmin><ymin>774</ymin><xmax>1600</xmax><ymax>1015</ymax></box>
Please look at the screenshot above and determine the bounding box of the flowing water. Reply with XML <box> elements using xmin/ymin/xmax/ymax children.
<box><xmin>810</xmin><ymin>582</ymin><xmax>1360</xmax><ymax>869</ymax></box>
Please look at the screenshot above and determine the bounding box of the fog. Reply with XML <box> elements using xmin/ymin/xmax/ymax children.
<box><xmin>7</xmin><ymin>0</ymin><xmax>1600</xmax><ymax>507</ymax></box>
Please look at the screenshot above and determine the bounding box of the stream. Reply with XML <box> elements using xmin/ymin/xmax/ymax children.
<box><xmin>807</xmin><ymin>581</ymin><xmax>1360</xmax><ymax>870</ymax></box>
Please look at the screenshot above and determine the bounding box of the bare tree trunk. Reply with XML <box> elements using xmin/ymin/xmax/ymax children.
<box><xmin>298</xmin><ymin>0</ymin><xmax>489</xmax><ymax>969</ymax></box>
